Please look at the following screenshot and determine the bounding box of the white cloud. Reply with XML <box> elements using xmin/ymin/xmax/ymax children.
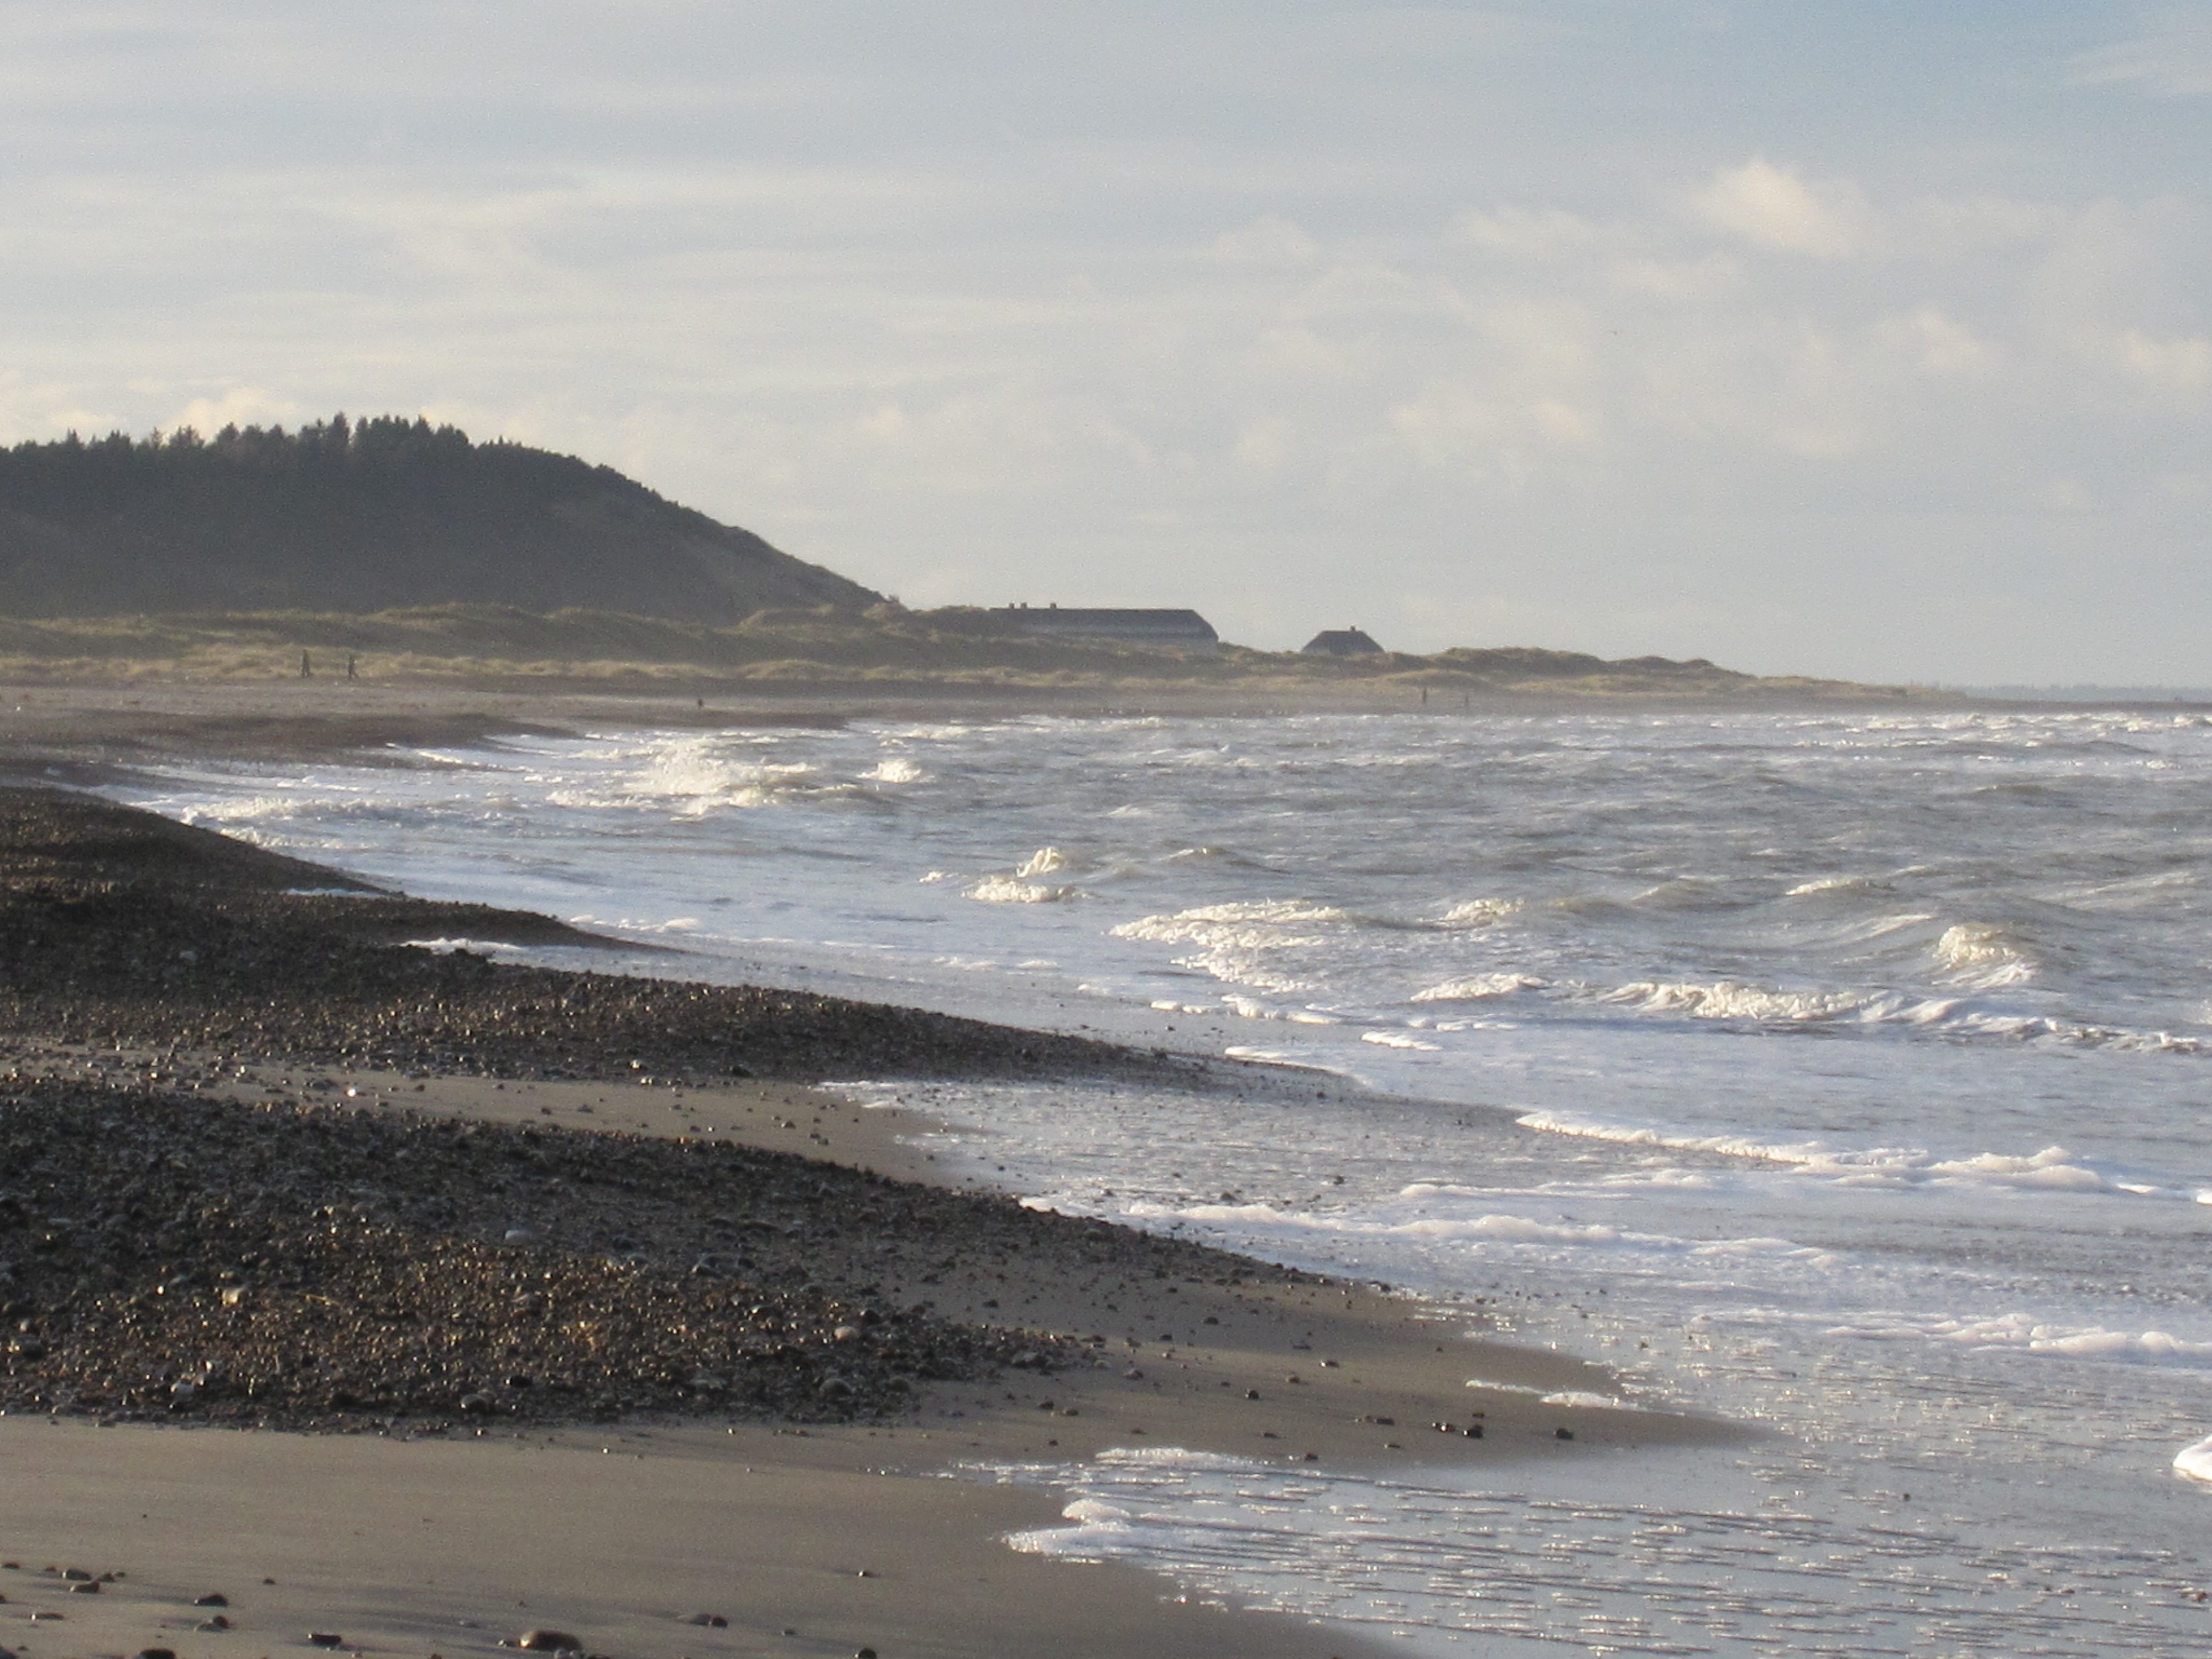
<box><xmin>2116</xmin><ymin>327</ymin><xmax>2212</xmax><ymax>395</ymax></box>
<box><xmin>1208</xmin><ymin>215</ymin><xmax>1321</xmax><ymax>266</ymax></box>
<box><xmin>168</xmin><ymin>387</ymin><xmax>310</xmax><ymax>434</ymax></box>
<box><xmin>2073</xmin><ymin>8</ymin><xmax>2212</xmax><ymax>97</ymax></box>
<box><xmin>1454</xmin><ymin>205</ymin><xmax>1612</xmax><ymax>259</ymax></box>
<box><xmin>1688</xmin><ymin>157</ymin><xmax>1873</xmax><ymax>258</ymax></box>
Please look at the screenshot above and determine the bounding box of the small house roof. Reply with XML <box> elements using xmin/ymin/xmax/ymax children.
<box><xmin>1302</xmin><ymin>627</ymin><xmax>1383</xmax><ymax>656</ymax></box>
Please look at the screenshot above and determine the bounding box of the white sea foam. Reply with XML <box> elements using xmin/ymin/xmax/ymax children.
<box><xmin>1540</xmin><ymin>1389</ymin><xmax>1647</xmax><ymax>1410</ymax></box>
<box><xmin>1438</xmin><ymin>897</ymin><xmax>1524</xmax><ymax>926</ymax></box>
<box><xmin>1016</xmin><ymin>846</ymin><xmax>1070</xmax><ymax>877</ymax></box>
<box><xmin>400</xmin><ymin>936</ymin><xmax>528</xmax><ymax>956</ymax></box>
<box><xmin>1819</xmin><ymin>1311</ymin><xmax>2212</xmax><ymax>1364</ymax></box>
<box><xmin>964</xmin><ymin>875</ymin><xmax>1074</xmax><ymax>903</ymax></box>
<box><xmin>1109</xmin><ymin>900</ymin><xmax>1344</xmax><ymax>947</ymax></box>
<box><xmin>1411</xmin><ymin>972</ymin><xmax>1548</xmax><ymax>1001</ymax></box>
<box><xmin>864</xmin><ymin>757</ymin><xmax>927</xmax><ymax>783</ymax></box>
<box><xmin>1933</xmin><ymin>920</ymin><xmax>2038</xmax><ymax>987</ymax></box>
<box><xmin>2176</xmin><ymin>1434</ymin><xmax>2212</xmax><ymax>1482</ymax></box>
<box><xmin>1599</xmin><ymin>977</ymin><xmax>1910</xmax><ymax>1022</ymax></box>
<box><xmin>1514</xmin><ymin>1109</ymin><xmax>2153</xmax><ymax>1196</ymax></box>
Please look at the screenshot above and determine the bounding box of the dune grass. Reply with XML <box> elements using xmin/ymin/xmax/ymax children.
<box><xmin>0</xmin><ymin>603</ymin><xmax>1925</xmax><ymax>701</ymax></box>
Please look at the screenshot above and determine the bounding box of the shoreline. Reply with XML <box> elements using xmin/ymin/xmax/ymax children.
<box><xmin>0</xmin><ymin>744</ymin><xmax>1744</xmax><ymax>1658</ymax></box>
<box><xmin>0</xmin><ymin>678</ymin><xmax>1987</xmax><ymax>789</ymax></box>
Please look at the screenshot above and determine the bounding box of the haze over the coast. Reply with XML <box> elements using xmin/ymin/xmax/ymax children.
<box><xmin>1</xmin><ymin>3</ymin><xmax>2206</xmax><ymax>682</ymax></box>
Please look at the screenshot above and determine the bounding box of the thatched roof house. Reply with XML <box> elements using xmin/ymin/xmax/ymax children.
<box><xmin>1302</xmin><ymin>627</ymin><xmax>1383</xmax><ymax>656</ymax></box>
<box><xmin>994</xmin><ymin>606</ymin><xmax>1219</xmax><ymax>653</ymax></box>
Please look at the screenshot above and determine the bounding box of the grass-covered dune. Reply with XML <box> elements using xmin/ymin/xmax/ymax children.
<box><xmin>0</xmin><ymin>602</ymin><xmax>1929</xmax><ymax>701</ymax></box>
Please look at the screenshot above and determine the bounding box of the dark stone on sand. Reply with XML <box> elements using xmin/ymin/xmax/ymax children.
<box><xmin>136</xmin><ymin>1646</ymin><xmax>179</xmax><ymax>1659</ymax></box>
<box><xmin>307</xmin><ymin>1635</ymin><xmax>346</xmax><ymax>1648</ymax></box>
<box><xmin>0</xmin><ymin>1077</ymin><xmax>1087</xmax><ymax>1429</ymax></box>
<box><xmin>68</xmin><ymin>1580</ymin><xmax>101</xmax><ymax>1594</ymax></box>
<box><xmin>0</xmin><ymin>789</ymin><xmax>1199</xmax><ymax>1088</ymax></box>
<box><xmin>681</xmin><ymin>1614</ymin><xmax>727</xmax><ymax>1627</ymax></box>
<box><xmin>1555</xmin><ymin>1426</ymin><xmax>1574</xmax><ymax>1439</ymax></box>
<box><xmin>198</xmin><ymin>1616</ymin><xmax>232</xmax><ymax>1631</ymax></box>
<box><xmin>512</xmin><ymin>1629</ymin><xmax>584</xmax><ymax>1652</ymax></box>
<box><xmin>195</xmin><ymin>1593</ymin><xmax>230</xmax><ymax>1606</ymax></box>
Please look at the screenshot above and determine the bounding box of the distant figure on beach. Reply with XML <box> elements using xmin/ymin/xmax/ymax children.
<box><xmin>346</xmin><ymin>653</ymin><xmax>358</xmax><ymax>680</ymax></box>
<box><xmin>300</xmin><ymin>650</ymin><xmax>311</xmax><ymax>679</ymax></box>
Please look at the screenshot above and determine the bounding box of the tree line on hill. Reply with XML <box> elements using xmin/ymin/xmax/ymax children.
<box><xmin>0</xmin><ymin>415</ymin><xmax>879</xmax><ymax>621</ymax></box>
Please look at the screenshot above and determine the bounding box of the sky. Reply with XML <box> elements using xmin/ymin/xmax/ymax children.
<box><xmin>1</xmin><ymin>2</ymin><xmax>2208</xmax><ymax>681</ymax></box>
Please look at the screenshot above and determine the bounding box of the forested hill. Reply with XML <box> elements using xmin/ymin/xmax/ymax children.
<box><xmin>0</xmin><ymin>415</ymin><xmax>881</xmax><ymax>620</ymax></box>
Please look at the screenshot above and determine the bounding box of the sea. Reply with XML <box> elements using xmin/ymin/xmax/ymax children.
<box><xmin>114</xmin><ymin>706</ymin><xmax>2212</xmax><ymax>1656</ymax></box>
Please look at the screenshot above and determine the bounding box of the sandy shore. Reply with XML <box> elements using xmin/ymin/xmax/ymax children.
<box><xmin>0</xmin><ymin>722</ymin><xmax>1743</xmax><ymax>1659</ymax></box>
<box><xmin>2</xmin><ymin>1413</ymin><xmax>1369</xmax><ymax>1659</ymax></box>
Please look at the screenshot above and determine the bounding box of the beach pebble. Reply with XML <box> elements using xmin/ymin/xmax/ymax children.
<box><xmin>198</xmin><ymin>1615</ymin><xmax>232</xmax><ymax>1631</ymax></box>
<box><xmin>195</xmin><ymin>1592</ymin><xmax>231</xmax><ymax>1606</ymax></box>
<box><xmin>69</xmin><ymin>1579</ymin><xmax>102</xmax><ymax>1594</ymax></box>
<box><xmin>681</xmin><ymin>1613</ymin><xmax>728</xmax><ymax>1627</ymax></box>
<box><xmin>136</xmin><ymin>1646</ymin><xmax>180</xmax><ymax>1659</ymax></box>
<box><xmin>307</xmin><ymin>1634</ymin><xmax>347</xmax><ymax>1648</ymax></box>
<box><xmin>1554</xmin><ymin>1427</ymin><xmax>1574</xmax><ymax>1440</ymax></box>
<box><xmin>512</xmin><ymin>1629</ymin><xmax>585</xmax><ymax>1652</ymax></box>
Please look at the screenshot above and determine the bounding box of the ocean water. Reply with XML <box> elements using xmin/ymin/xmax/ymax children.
<box><xmin>114</xmin><ymin>707</ymin><xmax>2212</xmax><ymax>1654</ymax></box>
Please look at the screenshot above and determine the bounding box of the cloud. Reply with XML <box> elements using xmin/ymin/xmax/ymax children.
<box><xmin>2116</xmin><ymin>327</ymin><xmax>2212</xmax><ymax>395</ymax></box>
<box><xmin>1207</xmin><ymin>214</ymin><xmax>1321</xmax><ymax>267</ymax></box>
<box><xmin>1688</xmin><ymin>158</ymin><xmax>1872</xmax><ymax>258</ymax></box>
<box><xmin>168</xmin><ymin>387</ymin><xmax>310</xmax><ymax>435</ymax></box>
<box><xmin>2073</xmin><ymin>8</ymin><xmax>2212</xmax><ymax>97</ymax></box>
